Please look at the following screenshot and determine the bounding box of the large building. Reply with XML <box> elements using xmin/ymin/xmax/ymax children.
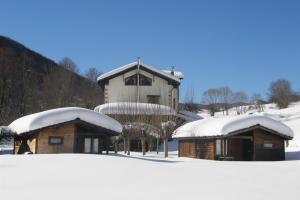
<box><xmin>95</xmin><ymin>61</ymin><xmax>184</xmax><ymax>153</ymax></box>
<box><xmin>97</xmin><ymin>60</ymin><xmax>183</xmax><ymax>111</ymax></box>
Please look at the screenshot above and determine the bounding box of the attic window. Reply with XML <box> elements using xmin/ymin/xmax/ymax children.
<box><xmin>49</xmin><ymin>136</ymin><xmax>64</xmax><ymax>145</ymax></box>
<box><xmin>125</xmin><ymin>74</ymin><xmax>152</xmax><ymax>86</ymax></box>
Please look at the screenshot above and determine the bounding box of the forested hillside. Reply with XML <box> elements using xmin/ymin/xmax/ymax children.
<box><xmin>0</xmin><ymin>36</ymin><xmax>103</xmax><ymax>125</ymax></box>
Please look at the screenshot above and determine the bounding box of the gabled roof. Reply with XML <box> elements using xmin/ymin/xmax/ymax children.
<box><xmin>9</xmin><ymin>107</ymin><xmax>123</xmax><ymax>135</ymax></box>
<box><xmin>173</xmin><ymin>114</ymin><xmax>294</xmax><ymax>139</ymax></box>
<box><xmin>97</xmin><ymin>61</ymin><xmax>181</xmax><ymax>83</ymax></box>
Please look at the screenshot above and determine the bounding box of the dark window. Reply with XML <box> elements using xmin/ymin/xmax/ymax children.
<box><xmin>125</xmin><ymin>74</ymin><xmax>138</xmax><ymax>85</ymax></box>
<box><xmin>48</xmin><ymin>136</ymin><xmax>64</xmax><ymax>145</ymax></box>
<box><xmin>139</xmin><ymin>74</ymin><xmax>152</xmax><ymax>86</ymax></box>
<box><xmin>147</xmin><ymin>95</ymin><xmax>160</xmax><ymax>104</ymax></box>
<box><xmin>125</xmin><ymin>74</ymin><xmax>152</xmax><ymax>86</ymax></box>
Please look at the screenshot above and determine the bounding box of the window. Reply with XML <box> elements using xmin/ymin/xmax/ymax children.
<box><xmin>216</xmin><ymin>139</ymin><xmax>221</xmax><ymax>155</ymax></box>
<box><xmin>84</xmin><ymin>137</ymin><xmax>99</xmax><ymax>154</ymax></box>
<box><xmin>264</xmin><ymin>143</ymin><xmax>273</xmax><ymax>148</ymax></box>
<box><xmin>48</xmin><ymin>136</ymin><xmax>63</xmax><ymax>145</ymax></box>
<box><xmin>125</xmin><ymin>74</ymin><xmax>138</xmax><ymax>85</ymax></box>
<box><xmin>84</xmin><ymin>138</ymin><xmax>92</xmax><ymax>153</ymax></box>
<box><xmin>147</xmin><ymin>95</ymin><xmax>160</xmax><ymax>104</ymax></box>
<box><xmin>139</xmin><ymin>74</ymin><xmax>152</xmax><ymax>86</ymax></box>
<box><xmin>125</xmin><ymin>74</ymin><xmax>152</xmax><ymax>86</ymax></box>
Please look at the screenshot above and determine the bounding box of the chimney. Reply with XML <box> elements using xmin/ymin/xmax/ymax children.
<box><xmin>171</xmin><ymin>66</ymin><xmax>175</xmax><ymax>75</ymax></box>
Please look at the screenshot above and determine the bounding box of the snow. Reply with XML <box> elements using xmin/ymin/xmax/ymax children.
<box><xmin>177</xmin><ymin>110</ymin><xmax>203</xmax><ymax>122</ymax></box>
<box><xmin>8</xmin><ymin>107</ymin><xmax>123</xmax><ymax>134</ymax></box>
<box><xmin>0</xmin><ymin>153</ymin><xmax>300</xmax><ymax>200</ymax></box>
<box><xmin>173</xmin><ymin>114</ymin><xmax>294</xmax><ymax>138</ymax></box>
<box><xmin>2</xmin><ymin>103</ymin><xmax>300</xmax><ymax>200</ymax></box>
<box><xmin>97</xmin><ymin>61</ymin><xmax>181</xmax><ymax>83</ymax></box>
<box><xmin>95</xmin><ymin>102</ymin><xmax>176</xmax><ymax>115</ymax></box>
<box><xmin>162</xmin><ymin>70</ymin><xmax>184</xmax><ymax>79</ymax></box>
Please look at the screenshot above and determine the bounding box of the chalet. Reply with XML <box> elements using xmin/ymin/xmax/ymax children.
<box><xmin>9</xmin><ymin>107</ymin><xmax>122</xmax><ymax>154</ymax></box>
<box><xmin>173</xmin><ymin>115</ymin><xmax>294</xmax><ymax>161</ymax></box>
<box><xmin>95</xmin><ymin>60</ymin><xmax>185</xmax><ymax>153</ymax></box>
<box><xmin>97</xmin><ymin>60</ymin><xmax>183</xmax><ymax>111</ymax></box>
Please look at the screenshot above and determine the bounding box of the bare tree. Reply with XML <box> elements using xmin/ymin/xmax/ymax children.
<box><xmin>183</xmin><ymin>87</ymin><xmax>199</xmax><ymax>112</ymax></box>
<box><xmin>58</xmin><ymin>57</ymin><xmax>79</xmax><ymax>74</ymax></box>
<box><xmin>233</xmin><ymin>91</ymin><xmax>249</xmax><ymax>115</ymax></box>
<box><xmin>202</xmin><ymin>88</ymin><xmax>221</xmax><ymax>116</ymax></box>
<box><xmin>251</xmin><ymin>93</ymin><xmax>264</xmax><ymax>112</ymax></box>
<box><xmin>269</xmin><ymin>79</ymin><xmax>293</xmax><ymax>109</ymax></box>
<box><xmin>219</xmin><ymin>87</ymin><xmax>233</xmax><ymax>115</ymax></box>
<box><xmin>84</xmin><ymin>67</ymin><xmax>102</xmax><ymax>82</ymax></box>
<box><xmin>161</xmin><ymin>121</ymin><xmax>176</xmax><ymax>158</ymax></box>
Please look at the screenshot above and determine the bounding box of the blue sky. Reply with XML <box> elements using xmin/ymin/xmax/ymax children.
<box><xmin>1</xmin><ymin>0</ymin><xmax>300</xmax><ymax>102</ymax></box>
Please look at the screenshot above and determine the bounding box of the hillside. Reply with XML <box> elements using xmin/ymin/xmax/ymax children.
<box><xmin>0</xmin><ymin>36</ymin><xmax>103</xmax><ymax>125</ymax></box>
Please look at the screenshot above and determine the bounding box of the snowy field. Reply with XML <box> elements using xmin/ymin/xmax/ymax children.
<box><xmin>1</xmin><ymin>151</ymin><xmax>300</xmax><ymax>200</ymax></box>
<box><xmin>1</xmin><ymin>102</ymin><xmax>300</xmax><ymax>199</ymax></box>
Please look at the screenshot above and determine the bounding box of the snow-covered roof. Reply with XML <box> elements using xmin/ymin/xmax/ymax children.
<box><xmin>9</xmin><ymin>107</ymin><xmax>123</xmax><ymax>135</ymax></box>
<box><xmin>94</xmin><ymin>102</ymin><xmax>176</xmax><ymax>116</ymax></box>
<box><xmin>177</xmin><ymin>110</ymin><xmax>203</xmax><ymax>122</ymax></box>
<box><xmin>162</xmin><ymin>70</ymin><xmax>184</xmax><ymax>79</ymax></box>
<box><xmin>173</xmin><ymin>115</ymin><xmax>294</xmax><ymax>139</ymax></box>
<box><xmin>97</xmin><ymin>61</ymin><xmax>181</xmax><ymax>83</ymax></box>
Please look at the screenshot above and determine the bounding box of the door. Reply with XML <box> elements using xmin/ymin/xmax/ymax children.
<box><xmin>242</xmin><ymin>139</ymin><xmax>253</xmax><ymax>161</ymax></box>
<box><xmin>84</xmin><ymin>137</ymin><xmax>99</xmax><ymax>154</ymax></box>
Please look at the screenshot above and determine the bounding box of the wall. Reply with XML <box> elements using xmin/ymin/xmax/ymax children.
<box><xmin>179</xmin><ymin>139</ymin><xmax>196</xmax><ymax>158</ymax></box>
<box><xmin>179</xmin><ymin>139</ymin><xmax>215</xmax><ymax>160</ymax></box>
<box><xmin>196</xmin><ymin>139</ymin><xmax>215</xmax><ymax>160</ymax></box>
<box><xmin>36</xmin><ymin>123</ymin><xmax>75</xmax><ymax>154</ymax></box>
<box><xmin>253</xmin><ymin>129</ymin><xmax>285</xmax><ymax>161</ymax></box>
<box><xmin>105</xmin><ymin>68</ymin><xmax>179</xmax><ymax>109</ymax></box>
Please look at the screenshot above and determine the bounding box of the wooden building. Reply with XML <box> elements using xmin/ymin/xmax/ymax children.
<box><xmin>173</xmin><ymin>115</ymin><xmax>294</xmax><ymax>161</ymax></box>
<box><xmin>97</xmin><ymin>60</ymin><xmax>183</xmax><ymax>111</ymax></box>
<box><xmin>9</xmin><ymin>107</ymin><xmax>122</xmax><ymax>154</ymax></box>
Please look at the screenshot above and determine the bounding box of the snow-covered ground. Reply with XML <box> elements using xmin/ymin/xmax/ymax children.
<box><xmin>1</xmin><ymin>102</ymin><xmax>300</xmax><ymax>199</ymax></box>
<box><xmin>0</xmin><ymin>152</ymin><xmax>300</xmax><ymax>200</ymax></box>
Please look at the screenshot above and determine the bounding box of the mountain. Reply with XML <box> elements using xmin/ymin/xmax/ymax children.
<box><xmin>0</xmin><ymin>36</ymin><xmax>103</xmax><ymax>125</ymax></box>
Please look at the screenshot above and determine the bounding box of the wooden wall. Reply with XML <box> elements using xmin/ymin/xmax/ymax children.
<box><xmin>179</xmin><ymin>140</ymin><xmax>196</xmax><ymax>158</ymax></box>
<box><xmin>178</xmin><ymin>128</ymin><xmax>286</xmax><ymax>161</ymax></box>
<box><xmin>253</xmin><ymin>129</ymin><xmax>285</xmax><ymax>161</ymax></box>
<box><xmin>36</xmin><ymin>123</ymin><xmax>75</xmax><ymax>154</ymax></box>
<box><xmin>196</xmin><ymin>139</ymin><xmax>215</xmax><ymax>160</ymax></box>
<box><xmin>179</xmin><ymin>139</ymin><xmax>215</xmax><ymax>159</ymax></box>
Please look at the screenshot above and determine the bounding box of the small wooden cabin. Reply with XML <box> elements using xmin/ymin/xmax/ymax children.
<box><xmin>173</xmin><ymin>115</ymin><xmax>293</xmax><ymax>161</ymax></box>
<box><xmin>9</xmin><ymin>107</ymin><xmax>122</xmax><ymax>154</ymax></box>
